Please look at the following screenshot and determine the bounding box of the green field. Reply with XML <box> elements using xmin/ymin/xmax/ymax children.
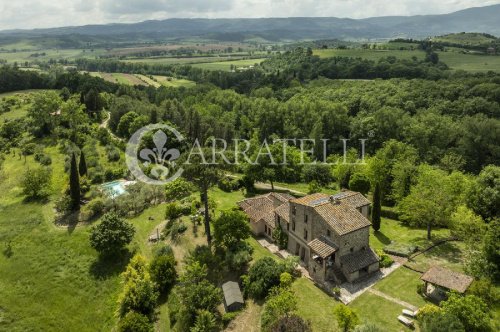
<box><xmin>314</xmin><ymin>48</ymin><xmax>500</xmax><ymax>72</ymax></box>
<box><xmin>314</xmin><ymin>48</ymin><xmax>425</xmax><ymax>61</ymax></box>
<box><xmin>153</xmin><ymin>76</ymin><xmax>196</xmax><ymax>88</ymax></box>
<box><xmin>0</xmin><ymin>48</ymin><xmax>107</xmax><ymax>64</ymax></box>
<box><xmin>192</xmin><ymin>58</ymin><xmax>265</xmax><ymax>71</ymax></box>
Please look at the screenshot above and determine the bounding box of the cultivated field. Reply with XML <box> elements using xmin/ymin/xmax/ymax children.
<box><xmin>314</xmin><ymin>48</ymin><xmax>500</xmax><ymax>72</ymax></box>
<box><xmin>192</xmin><ymin>58</ymin><xmax>265</xmax><ymax>71</ymax></box>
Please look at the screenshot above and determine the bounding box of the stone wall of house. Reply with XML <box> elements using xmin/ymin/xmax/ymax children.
<box><xmin>368</xmin><ymin>261</ymin><xmax>379</xmax><ymax>273</ymax></box>
<box><xmin>359</xmin><ymin>205</ymin><xmax>370</xmax><ymax>219</ymax></box>
<box><xmin>337</xmin><ymin>227</ymin><xmax>370</xmax><ymax>258</ymax></box>
<box><xmin>286</xmin><ymin>203</ymin><xmax>311</xmax><ymax>262</ymax></box>
<box><xmin>346</xmin><ymin>270</ymin><xmax>359</xmax><ymax>283</ymax></box>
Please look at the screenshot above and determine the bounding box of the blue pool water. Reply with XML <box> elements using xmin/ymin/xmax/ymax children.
<box><xmin>101</xmin><ymin>180</ymin><xmax>127</xmax><ymax>197</ymax></box>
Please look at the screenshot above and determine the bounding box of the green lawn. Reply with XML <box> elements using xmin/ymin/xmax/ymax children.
<box><xmin>0</xmin><ymin>138</ymin><xmax>169</xmax><ymax>331</ymax></box>
<box><xmin>350</xmin><ymin>292</ymin><xmax>412</xmax><ymax>331</ymax></box>
<box><xmin>404</xmin><ymin>240</ymin><xmax>467</xmax><ymax>273</ymax></box>
<box><xmin>373</xmin><ymin>268</ymin><xmax>427</xmax><ymax>308</ymax></box>
<box><xmin>369</xmin><ymin>217</ymin><xmax>452</xmax><ymax>252</ymax></box>
<box><xmin>292</xmin><ymin>278</ymin><xmax>339</xmax><ymax>331</ymax></box>
<box><xmin>0</xmin><ymin>146</ymin><xmax>122</xmax><ymax>331</ymax></box>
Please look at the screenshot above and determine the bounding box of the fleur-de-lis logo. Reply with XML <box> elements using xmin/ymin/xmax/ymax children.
<box><xmin>126</xmin><ymin>124</ymin><xmax>184</xmax><ymax>185</ymax></box>
<box><xmin>139</xmin><ymin>130</ymin><xmax>180</xmax><ymax>180</ymax></box>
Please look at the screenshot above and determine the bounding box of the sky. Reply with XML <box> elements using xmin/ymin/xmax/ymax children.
<box><xmin>0</xmin><ymin>0</ymin><xmax>499</xmax><ymax>31</ymax></box>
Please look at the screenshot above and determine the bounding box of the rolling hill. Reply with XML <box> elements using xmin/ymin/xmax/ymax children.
<box><xmin>0</xmin><ymin>4</ymin><xmax>499</xmax><ymax>46</ymax></box>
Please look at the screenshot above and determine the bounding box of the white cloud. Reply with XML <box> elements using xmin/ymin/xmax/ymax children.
<box><xmin>0</xmin><ymin>0</ymin><xmax>498</xmax><ymax>30</ymax></box>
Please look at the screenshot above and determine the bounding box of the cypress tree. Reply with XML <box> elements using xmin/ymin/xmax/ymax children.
<box><xmin>371</xmin><ymin>182</ymin><xmax>381</xmax><ymax>231</ymax></box>
<box><xmin>69</xmin><ymin>153</ymin><xmax>80</xmax><ymax>211</ymax></box>
<box><xmin>79</xmin><ymin>151</ymin><xmax>87</xmax><ymax>177</ymax></box>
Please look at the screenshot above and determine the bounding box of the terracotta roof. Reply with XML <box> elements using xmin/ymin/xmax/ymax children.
<box><xmin>421</xmin><ymin>266</ymin><xmax>473</xmax><ymax>293</ymax></box>
<box><xmin>238</xmin><ymin>192</ymin><xmax>294</xmax><ymax>228</ymax></box>
<box><xmin>341</xmin><ymin>248</ymin><xmax>379</xmax><ymax>273</ymax></box>
<box><xmin>291</xmin><ymin>191</ymin><xmax>370</xmax><ymax>209</ymax></box>
<box><xmin>290</xmin><ymin>193</ymin><xmax>330</xmax><ymax>206</ymax></box>
<box><xmin>308</xmin><ymin>237</ymin><xmax>337</xmax><ymax>258</ymax></box>
<box><xmin>330</xmin><ymin>190</ymin><xmax>371</xmax><ymax>208</ymax></box>
<box><xmin>314</xmin><ymin>202</ymin><xmax>371</xmax><ymax>235</ymax></box>
<box><xmin>275</xmin><ymin>202</ymin><xmax>290</xmax><ymax>223</ymax></box>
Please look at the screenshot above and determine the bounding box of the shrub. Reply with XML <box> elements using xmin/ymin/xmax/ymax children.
<box><xmin>149</xmin><ymin>254</ymin><xmax>177</xmax><ymax>294</ymax></box>
<box><xmin>218</xmin><ymin>177</ymin><xmax>240</xmax><ymax>192</ymax></box>
<box><xmin>222</xmin><ymin>311</ymin><xmax>240</xmax><ymax>326</ymax></box>
<box><xmin>35</xmin><ymin>152</ymin><xmax>52</xmax><ymax>166</ymax></box>
<box><xmin>170</xmin><ymin>222</ymin><xmax>187</xmax><ymax>242</ymax></box>
<box><xmin>467</xmin><ymin>279</ymin><xmax>500</xmax><ymax>307</ymax></box>
<box><xmin>348</xmin><ymin>173</ymin><xmax>370</xmax><ymax>195</ymax></box>
<box><xmin>119</xmin><ymin>256</ymin><xmax>159</xmax><ymax>318</ymax></box>
<box><xmin>21</xmin><ymin>166</ymin><xmax>52</xmax><ymax>199</ymax></box>
<box><xmin>334</xmin><ymin>304</ymin><xmax>360</xmax><ymax>332</ymax></box>
<box><xmin>89</xmin><ymin>212</ymin><xmax>135</xmax><ymax>256</ymax></box>
<box><xmin>307</xmin><ymin>180</ymin><xmax>321</xmax><ymax>194</ymax></box>
<box><xmin>379</xmin><ymin>254</ymin><xmax>394</xmax><ymax>268</ymax></box>
<box><xmin>118</xmin><ymin>311</ymin><xmax>154</xmax><ymax>332</ymax></box>
<box><xmin>270</xmin><ymin>314</ymin><xmax>312</xmax><ymax>332</ymax></box>
<box><xmin>272</xmin><ymin>225</ymin><xmax>288</xmax><ymax>249</ymax></box>
<box><xmin>383</xmin><ymin>242</ymin><xmax>418</xmax><ymax>257</ymax></box>
<box><xmin>55</xmin><ymin>194</ymin><xmax>73</xmax><ymax>215</ymax></box>
<box><xmin>164</xmin><ymin>178</ymin><xmax>194</xmax><ymax>201</ymax></box>
<box><xmin>225</xmin><ymin>242</ymin><xmax>253</xmax><ymax>271</ymax></box>
<box><xmin>81</xmin><ymin>198</ymin><xmax>105</xmax><ymax>221</ymax></box>
<box><xmin>441</xmin><ymin>293</ymin><xmax>491</xmax><ymax>332</ymax></box>
<box><xmin>153</xmin><ymin>244</ymin><xmax>173</xmax><ymax>257</ymax></box>
<box><xmin>242</xmin><ymin>257</ymin><xmax>285</xmax><ymax>299</ymax></box>
<box><xmin>104</xmin><ymin>167</ymin><xmax>123</xmax><ymax>181</ymax></box>
<box><xmin>106</xmin><ymin>145</ymin><xmax>121</xmax><ymax>162</ymax></box>
<box><xmin>261</xmin><ymin>287</ymin><xmax>298</xmax><ymax>331</ymax></box>
<box><xmin>165</xmin><ymin>202</ymin><xmax>182</xmax><ymax>220</ymax></box>
<box><xmin>332</xmin><ymin>287</ymin><xmax>341</xmax><ymax>296</ymax></box>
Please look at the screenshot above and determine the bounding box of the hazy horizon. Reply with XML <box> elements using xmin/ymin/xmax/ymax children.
<box><xmin>1</xmin><ymin>0</ymin><xmax>499</xmax><ymax>31</ymax></box>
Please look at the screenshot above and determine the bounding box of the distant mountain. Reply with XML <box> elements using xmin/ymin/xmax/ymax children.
<box><xmin>1</xmin><ymin>4</ymin><xmax>499</xmax><ymax>44</ymax></box>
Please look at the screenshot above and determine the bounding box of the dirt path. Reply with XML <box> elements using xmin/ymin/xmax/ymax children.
<box><xmin>368</xmin><ymin>288</ymin><xmax>418</xmax><ymax>311</ymax></box>
<box><xmin>253</xmin><ymin>182</ymin><xmax>305</xmax><ymax>195</ymax></box>
<box><xmin>99</xmin><ymin>111</ymin><xmax>123</xmax><ymax>141</ymax></box>
<box><xmin>224</xmin><ymin>300</ymin><xmax>262</xmax><ymax>332</ymax></box>
<box><xmin>99</xmin><ymin>111</ymin><xmax>110</xmax><ymax>128</ymax></box>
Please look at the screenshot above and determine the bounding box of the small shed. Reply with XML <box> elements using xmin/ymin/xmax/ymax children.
<box><xmin>421</xmin><ymin>266</ymin><xmax>473</xmax><ymax>302</ymax></box>
<box><xmin>222</xmin><ymin>281</ymin><xmax>244</xmax><ymax>312</ymax></box>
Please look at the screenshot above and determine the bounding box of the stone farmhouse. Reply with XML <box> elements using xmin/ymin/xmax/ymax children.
<box><xmin>238</xmin><ymin>191</ymin><xmax>379</xmax><ymax>283</ymax></box>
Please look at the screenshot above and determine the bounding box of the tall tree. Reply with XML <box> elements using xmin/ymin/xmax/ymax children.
<box><xmin>371</xmin><ymin>183</ymin><xmax>381</xmax><ymax>231</ymax></box>
<box><xmin>182</xmin><ymin>147</ymin><xmax>224</xmax><ymax>246</ymax></box>
<box><xmin>79</xmin><ymin>151</ymin><xmax>87</xmax><ymax>177</ymax></box>
<box><xmin>69</xmin><ymin>153</ymin><xmax>81</xmax><ymax>211</ymax></box>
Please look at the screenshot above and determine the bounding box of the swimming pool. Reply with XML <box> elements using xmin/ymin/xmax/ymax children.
<box><xmin>101</xmin><ymin>180</ymin><xmax>135</xmax><ymax>197</ymax></box>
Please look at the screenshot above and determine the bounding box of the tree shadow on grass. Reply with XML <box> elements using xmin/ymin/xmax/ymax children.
<box><xmin>53</xmin><ymin>210</ymin><xmax>81</xmax><ymax>235</ymax></box>
<box><xmin>374</xmin><ymin>231</ymin><xmax>391</xmax><ymax>246</ymax></box>
<box><xmin>89</xmin><ymin>249</ymin><xmax>133</xmax><ymax>280</ymax></box>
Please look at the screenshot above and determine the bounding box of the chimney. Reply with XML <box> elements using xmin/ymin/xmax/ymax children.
<box><xmin>329</xmin><ymin>196</ymin><xmax>341</xmax><ymax>205</ymax></box>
